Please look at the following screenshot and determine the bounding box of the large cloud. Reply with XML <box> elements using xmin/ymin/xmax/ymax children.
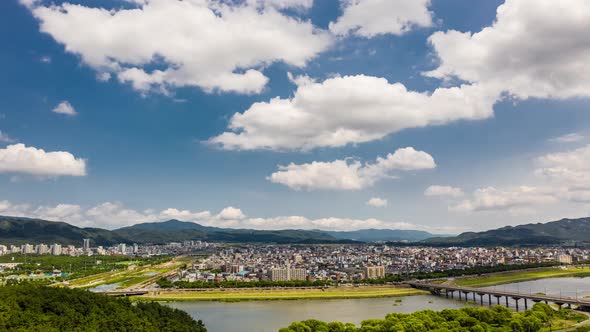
<box><xmin>442</xmin><ymin>144</ymin><xmax>590</xmax><ymax>213</ymax></box>
<box><xmin>209</xmin><ymin>75</ymin><xmax>497</xmax><ymax>151</ymax></box>
<box><xmin>330</xmin><ymin>0</ymin><xmax>432</xmax><ymax>37</ymax></box>
<box><xmin>268</xmin><ymin>147</ymin><xmax>435</xmax><ymax>190</ymax></box>
<box><xmin>25</xmin><ymin>0</ymin><xmax>331</xmax><ymax>94</ymax></box>
<box><xmin>0</xmin><ymin>200</ymin><xmax>438</xmax><ymax>232</ymax></box>
<box><xmin>0</xmin><ymin>144</ymin><xmax>86</xmax><ymax>177</ymax></box>
<box><xmin>426</xmin><ymin>0</ymin><xmax>590</xmax><ymax>100</ymax></box>
<box><xmin>534</xmin><ymin>144</ymin><xmax>590</xmax><ymax>203</ymax></box>
<box><xmin>535</xmin><ymin>144</ymin><xmax>590</xmax><ymax>188</ymax></box>
<box><xmin>450</xmin><ymin>186</ymin><xmax>557</xmax><ymax>213</ymax></box>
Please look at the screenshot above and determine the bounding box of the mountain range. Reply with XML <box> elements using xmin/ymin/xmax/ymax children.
<box><xmin>0</xmin><ymin>216</ymin><xmax>436</xmax><ymax>246</ymax></box>
<box><xmin>423</xmin><ymin>217</ymin><xmax>590</xmax><ymax>247</ymax></box>
<box><xmin>2</xmin><ymin>215</ymin><xmax>589</xmax><ymax>247</ymax></box>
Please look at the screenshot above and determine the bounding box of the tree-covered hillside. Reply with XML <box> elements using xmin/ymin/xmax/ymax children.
<box><xmin>0</xmin><ymin>216</ymin><xmax>128</xmax><ymax>246</ymax></box>
<box><xmin>424</xmin><ymin>217</ymin><xmax>590</xmax><ymax>247</ymax></box>
<box><xmin>0</xmin><ymin>285</ymin><xmax>206</xmax><ymax>332</ymax></box>
<box><xmin>279</xmin><ymin>304</ymin><xmax>586</xmax><ymax>332</ymax></box>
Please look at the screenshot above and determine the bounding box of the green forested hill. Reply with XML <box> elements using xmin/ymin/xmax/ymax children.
<box><xmin>0</xmin><ymin>285</ymin><xmax>206</xmax><ymax>332</ymax></box>
<box><xmin>113</xmin><ymin>219</ymin><xmax>342</xmax><ymax>244</ymax></box>
<box><xmin>0</xmin><ymin>216</ymin><xmax>128</xmax><ymax>246</ymax></box>
<box><xmin>424</xmin><ymin>217</ymin><xmax>590</xmax><ymax>246</ymax></box>
<box><xmin>0</xmin><ymin>216</ymin><xmax>346</xmax><ymax>245</ymax></box>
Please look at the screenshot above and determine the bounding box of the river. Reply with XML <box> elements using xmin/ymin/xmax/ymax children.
<box><xmin>166</xmin><ymin>277</ymin><xmax>590</xmax><ymax>332</ymax></box>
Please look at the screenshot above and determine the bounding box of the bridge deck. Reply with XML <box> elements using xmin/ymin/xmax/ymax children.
<box><xmin>409</xmin><ymin>282</ymin><xmax>590</xmax><ymax>306</ymax></box>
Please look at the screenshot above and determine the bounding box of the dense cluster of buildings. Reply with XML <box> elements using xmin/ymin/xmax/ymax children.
<box><xmin>2</xmin><ymin>239</ymin><xmax>588</xmax><ymax>284</ymax></box>
<box><xmin>175</xmin><ymin>245</ymin><xmax>590</xmax><ymax>284</ymax></box>
<box><xmin>0</xmin><ymin>239</ymin><xmax>213</xmax><ymax>257</ymax></box>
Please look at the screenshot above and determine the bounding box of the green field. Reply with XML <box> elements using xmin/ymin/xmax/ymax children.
<box><xmin>135</xmin><ymin>286</ymin><xmax>427</xmax><ymax>302</ymax></box>
<box><xmin>454</xmin><ymin>267</ymin><xmax>590</xmax><ymax>287</ymax></box>
<box><xmin>65</xmin><ymin>257</ymin><xmax>186</xmax><ymax>289</ymax></box>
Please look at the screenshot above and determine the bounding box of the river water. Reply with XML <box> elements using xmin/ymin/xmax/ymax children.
<box><xmin>166</xmin><ymin>277</ymin><xmax>590</xmax><ymax>332</ymax></box>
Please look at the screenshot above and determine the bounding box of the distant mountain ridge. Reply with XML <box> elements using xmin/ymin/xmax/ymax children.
<box><xmin>324</xmin><ymin>229</ymin><xmax>436</xmax><ymax>242</ymax></box>
<box><xmin>424</xmin><ymin>217</ymin><xmax>590</xmax><ymax>247</ymax></box>
<box><xmin>0</xmin><ymin>216</ymin><xmax>438</xmax><ymax>245</ymax></box>
<box><xmin>0</xmin><ymin>216</ymin><xmax>128</xmax><ymax>246</ymax></box>
<box><xmin>114</xmin><ymin>219</ymin><xmax>343</xmax><ymax>244</ymax></box>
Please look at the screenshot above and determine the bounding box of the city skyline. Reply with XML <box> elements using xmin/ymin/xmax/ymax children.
<box><xmin>1</xmin><ymin>0</ymin><xmax>590</xmax><ymax>234</ymax></box>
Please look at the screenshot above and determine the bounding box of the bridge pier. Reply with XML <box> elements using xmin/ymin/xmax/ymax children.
<box><xmin>494</xmin><ymin>295</ymin><xmax>501</xmax><ymax>305</ymax></box>
<box><xmin>407</xmin><ymin>282</ymin><xmax>590</xmax><ymax>312</ymax></box>
<box><xmin>513</xmin><ymin>297</ymin><xmax>521</xmax><ymax>312</ymax></box>
<box><xmin>477</xmin><ymin>293</ymin><xmax>485</xmax><ymax>306</ymax></box>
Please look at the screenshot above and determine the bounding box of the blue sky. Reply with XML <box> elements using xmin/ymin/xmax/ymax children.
<box><xmin>1</xmin><ymin>0</ymin><xmax>590</xmax><ymax>232</ymax></box>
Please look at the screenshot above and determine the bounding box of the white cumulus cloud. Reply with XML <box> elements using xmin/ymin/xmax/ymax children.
<box><xmin>330</xmin><ymin>0</ymin><xmax>432</xmax><ymax>37</ymax></box>
<box><xmin>51</xmin><ymin>101</ymin><xmax>77</xmax><ymax>116</ymax></box>
<box><xmin>450</xmin><ymin>186</ymin><xmax>557</xmax><ymax>213</ymax></box>
<box><xmin>268</xmin><ymin>147</ymin><xmax>435</xmax><ymax>191</ymax></box>
<box><xmin>0</xmin><ymin>143</ymin><xmax>86</xmax><ymax>177</ymax></box>
<box><xmin>534</xmin><ymin>144</ymin><xmax>590</xmax><ymax>204</ymax></box>
<box><xmin>0</xmin><ymin>199</ymin><xmax>441</xmax><ymax>232</ymax></box>
<box><xmin>25</xmin><ymin>0</ymin><xmax>331</xmax><ymax>94</ymax></box>
<box><xmin>159</xmin><ymin>208</ymin><xmax>212</xmax><ymax>221</ymax></box>
<box><xmin>424</xmin><ymin>185</ymin><xmax>464</xmax><ymax>198</ymax></box>
<box><xmin>217</xmin><ymin>206</ymin><xmax>246</xmax><ymax>220</ymax></box>
<box><xmin>426</xmin><ymin>0</ymin><xmax>590</xmax><ymax>100</ymax></box>
<box><xmin>209</xmin><ymin>75</ymin><xmax>498</xmax><ymax>151</ymax></box>
<box><xmin>446</xmin><ymin>144</ymin><xmax>590</xmax><ymax>214</ymax></box>
<box><xmin>366</xmin><ymin>197</ymin><xmax>387</xmax><ymax>207</ymax></box>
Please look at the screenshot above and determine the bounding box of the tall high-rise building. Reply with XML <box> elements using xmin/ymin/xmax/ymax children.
<box><xmin>118</xmin><ymin>243</ymin><xmax>126</xmax><ymax>254</ymax></box>
<box><xmin>83</xmin><ymin>238</ymin><xmax>90</xmax><ymax>252</ymax></box>
<box><xmin>36</xmin><ymin>244</ymin><xmax>48</xmax><ymax>255</ymax></box>
<box><xmin>22</xmin><ymin>244</ymin><xmax>34</xmax><ymax>254</ymax></box>
<box><xmin>51</xmin><ymin>244</ymin><xmax>62</xmax><ymax>256</ymax></box>
<box><xmin>364</xmin><ymin>266</ymin><xmax>385</xmax><ymax>279</ymax></box>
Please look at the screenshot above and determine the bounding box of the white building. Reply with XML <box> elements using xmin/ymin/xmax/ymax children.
<box><xmin>51</xmin><ymin>244</ymin><xmax>62</xmax><ymax>256</ymax></box>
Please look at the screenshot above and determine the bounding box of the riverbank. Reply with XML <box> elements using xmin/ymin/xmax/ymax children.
<box><xmin>134</xmin><ymin>285</ymin><xmax>427</xmax><ymax>302</ymax></box>
<box><xmin>454</xmin><ymin>267</ymin><xmax>590</xmax><ymax>287</ymax></box>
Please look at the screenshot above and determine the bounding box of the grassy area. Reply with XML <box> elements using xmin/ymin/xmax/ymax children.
<box><xmin>454</xmin><ymin>267</ymin><xmax>590</xmax><ymax>287</ymax></box>
<box><xmin>66</xmin><ymin>256</ymin><xmax>186</xmax><ymax>289</ymax></box>
<box><xmin>134</xmin><ymin>286</ymin><xmax>428</xmax><ymax>302</ymax></box>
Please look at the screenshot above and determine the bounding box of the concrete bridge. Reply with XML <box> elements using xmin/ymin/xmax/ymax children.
<box><xmin>408</xmin><ymin>282</ymin><xmax>590</xmax><ymax>312</ymax></box>
<box><xmin>101</xmin><ymin>290</ymin><xmax>149</xmax><ymax>297</ymax></box>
